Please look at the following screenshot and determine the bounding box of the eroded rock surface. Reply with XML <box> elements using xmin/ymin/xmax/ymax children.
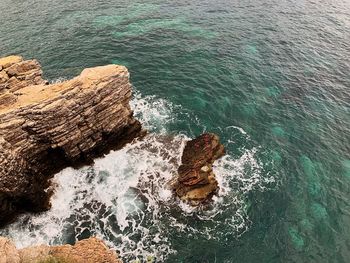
<box><xmin>0</xmin><ymin>55</ymin><xmax>143</xmax><ymax>226</ymax></box>
<box><xmin>0</xmin><ymin>237</ymin><xmax>122</xmax><ymax>263</ymax></box>
<box><xmin>174</xmin><ymin>133</ymin><xmax>225</xmax><ymax>205</ymax></box>
<box><xmin>0</xmin><ymin>55</ymin><xmax>47</xmax><ymax>94</ymax></box>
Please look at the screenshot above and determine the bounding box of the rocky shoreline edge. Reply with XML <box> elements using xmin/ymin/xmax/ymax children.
<box><xmin>0</xmin><ymin>55</ymin><xmax>225</xmax><ymax>262</ymax></box>
<box><xmin>0</xmin><ymin>236</ymin><xmax>122</xmax><ymax>263</ymax></box>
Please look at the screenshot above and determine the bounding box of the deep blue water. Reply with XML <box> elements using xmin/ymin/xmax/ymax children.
<box><xmin>0</xmin><ymin>0</ymin><xmax>350</xmax><ymax>262</ymax></box>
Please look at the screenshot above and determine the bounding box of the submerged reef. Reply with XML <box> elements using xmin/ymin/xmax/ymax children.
<box><xmin>0</xmin><ymin>55</ymin><xmax>143</xmax><ymax>226</ymax></box>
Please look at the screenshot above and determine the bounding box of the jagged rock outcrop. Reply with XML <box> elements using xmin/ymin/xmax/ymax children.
<box><xmin>0</xmin><ymin>237</ymin><xmax>122</xmax><ymax>263</ymax></box>
<box><xmin>173</xmin><ymin>133</ymin><xmax>225</xmax><ymax>205</ymax></box>
<box><xmin>0</xmin><ymin>55</ymin><xmax>143</xmax><ymax>226</ymax></box>
<box><xmin>0</xmin><ymin>55</ymin><xmax>47</xmax><ymax>94</ymax></box>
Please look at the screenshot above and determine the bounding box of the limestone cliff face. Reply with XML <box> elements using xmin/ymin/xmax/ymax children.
<box><xmin>0</xmin><ymin>56</ymin><xmax>142</xmax><ymax>226</ymax></box>
<box><xmin>0</xmin><ymin>237</ymin><xmax>122</xmax><ymax>263</ymax></box>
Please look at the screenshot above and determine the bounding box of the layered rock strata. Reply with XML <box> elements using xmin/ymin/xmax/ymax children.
<box><xmin>0</xmin><ymin>236</ymin><xmax>122</xmax><ymax>263</ymax></box>
<box><xmin>173</xmin><ymin>133</ymin><xmax>225</xmax><ymax>205</ymax></box>
<box><xmin>0</xmin><ymin>55</ymin><xmax>143</xmax><ymax>226</ymax></box>
<box><xmin>0</xmin><ymin>55</ymin><xmax>47</xmax><ymax>94</ymax></box>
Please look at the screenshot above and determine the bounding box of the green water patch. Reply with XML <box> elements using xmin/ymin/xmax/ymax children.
<box><xmin>113</xmin><ymin>18</ymin><xmax>185</xmax><ymax>38</ymax></box>
<box><xmin>308</xmin><ymin>180</ymin><xmax>322</xmax><ymax>198</ymax></box>
<box><xmin>300</xmin><ymin>218</ymin><xmax>314</xmax><ymax>232</ymax></box>
<box><xmin>341</xmin><ymin>159</ymin><xmax>350</xmax><ymax>178</ymax></box>
<box><xmin>93</xmin><ymin>15</ymin><xmax>124</xmax><ymax>27</ymax></box>
<box><xmin>222</xmin><ymin>95</ymin><xmax>232</xmax><ymax>109</ymax></box>
<box><xmin>190</xmin><ymin>96</ymin><xmax>208</xmax><ymax>111</ymax></box>
<box><xmin>265</xmin><ymin>85</ymin><xmax>282</xmax><ymax>98</ymax></box>
<box><xmin>212</xmin><ymin>95</ymin><xmax>233</xmax><ymax>114</ymax></box>
<box><xmin>93</xmin><ymin>3</ymin><xmax>160</xmax><ymax>27</ymax></box>
<box><xmin>291</xmin><ymin>196</ymin><xmax>308</xmax><ymax>219</ymax></box>
<box><xmin>271</xmin><ymin>125</ymin><xmax>286</xmax><ymax>137</ymax></box>
<box><xmin>310</xmin><ymin>202</ymin><xmax>328</xmax><ymax>221</ymax></box>
<box><xmin>260</xmin><ymin>149</ymin><xmax>283</xmax><ymax>176</ymax></box>
<box><xmin>240</xmin><ymin>103</ymin><xmax>258</xmax><ymax>117</ymax></box>
<box><xmin>300</xmin><ymin>155</ymin><xmax>322</xmax><ymax>197</ymax></box>
<box><xmin>245</xmin><ymin>44</ymin><xmax>258</xmax><ymax>55</ymax></box>
<box><xmin>271</xmin><ymin>150</ymin><xmax>282</xmax><ymax>166</ymax></box>
<box><xmin>306</xmin><ymin>122</ymin><xmax>321</xmax><ymax>135</ymax></box>
<box><xmin>54</xmin><ymin>10</ymin><xmax>96</xmax><ymax>29</ymax></box>
<box><xmin>303</xmin><ymin>65</ymin><xmax>315</xmax><ymax>77</ymax></box>
<box><xmin>288</xmin><ymin>227</ymin><xmax>305</xmax><ymax>250</ymax></box>
<box><xmin>113</xmin><ymin>17</ymin><xmax>217</xmax><ymax>39</ymax></box>
<box><xmin>111</xmin><ymin>59</ymin><xmax>130</xmax><ymax>67</ymax></box>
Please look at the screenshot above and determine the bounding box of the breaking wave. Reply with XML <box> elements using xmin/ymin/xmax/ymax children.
<box><xmin>0</xmin><ymin>92</ymin><xmax>275</xmax><ymax>262</ymax></box>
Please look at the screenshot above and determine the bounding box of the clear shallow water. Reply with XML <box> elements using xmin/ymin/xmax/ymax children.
<box><xmin>0</xmin><ymin>0</ymin><xmax>349</xmax><ymax>262</ymax></box>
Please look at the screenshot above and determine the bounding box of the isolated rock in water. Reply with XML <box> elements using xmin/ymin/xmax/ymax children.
<box><xmin>174</xmin><ymin>133</ymin><xmax>225</xmax><ymax>205</ymax></box>
<box><xmin>0</xmin><ymin>55</ymin><xmax>143</xmax><ymax>226</ymax></box>
<box><xmin>0</xmin><ymin>237</ymin><xmax>122</xmax><ymax>263</ymax></box>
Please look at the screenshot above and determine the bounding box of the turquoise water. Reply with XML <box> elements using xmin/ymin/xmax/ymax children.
<box><xmin>1</xmin><ymin>0</ymin><xmax>350</xmax><ymax>262</ymax></box>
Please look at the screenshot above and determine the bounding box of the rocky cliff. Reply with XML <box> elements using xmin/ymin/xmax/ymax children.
<box><xmin>0</xmin><ymin>55</ymin><xmax>143</xmax><ymax>226</ymax></box>
<box><xmin>0</xmin><ymin>236</ymin><xmax>122</xmax><ymax>263</ymax></box>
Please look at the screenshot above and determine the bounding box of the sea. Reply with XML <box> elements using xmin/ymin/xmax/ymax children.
<box><xmin>0</xmin><ymin>0</ymin><xmax>349</xmax><ymax>262</ymax></box>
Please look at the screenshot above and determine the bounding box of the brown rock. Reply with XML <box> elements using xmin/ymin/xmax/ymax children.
<box><xmin>0</xmin><ymin>55</ymin><xmax>143</xmax><ymax>226</ymax></box>
<box><xmin>0</xmin><ymin>93</ymin><xmax>17</xmax><ymax>107</ymax></box>
<box><xmin>174</xmin><ymin>133</ymin><xmax>225</xmax><ymax>205</ymax></box>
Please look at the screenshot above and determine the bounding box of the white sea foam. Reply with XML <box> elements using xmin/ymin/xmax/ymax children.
<box><xmin>49</xmin><ymin>77</ymin><xmax>68</xmax><ymax>84</ymax></box>
<box><xmin>0</xmin><ymin>92</ymin><xmax>275</xmax><ymax>262</ymax></box>
<box><xmin>225</xmin><ymin>125</ymin><xmax>248</xmax><ymax>135</ymax></box>
<box><xmin>131</xmin><ymin>91</ymin><xmax>176</xmax><ymax>133</ymax></box>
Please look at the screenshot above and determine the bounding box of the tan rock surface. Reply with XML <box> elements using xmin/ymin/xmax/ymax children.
<box><xmin>0</xmin><ymin>237</ymin><xmax>20</xmax><ymax>263</ymax></box>
<box><xmin>49</xmin><ymin>238</ymin><xmax>122</xmax><ymax>263</ymax></box>
<box><xmin>0</xmin><ymin>55</ymin><xmax>23</xmax><ymax>70</ymax></box>
<box><xmin>18</xmin><ymin>245</ymin><xmax>50</xmax><ymax>263</ymax></box>
<box><xmin>0</xmin><ymin>237</ymin><xmax>122</xmax><ymax>263</ymax></box>
<box><xmin>0</xmin><ymin>56</ymin><xmax>143</xmax><ymax>226</ymax></box>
